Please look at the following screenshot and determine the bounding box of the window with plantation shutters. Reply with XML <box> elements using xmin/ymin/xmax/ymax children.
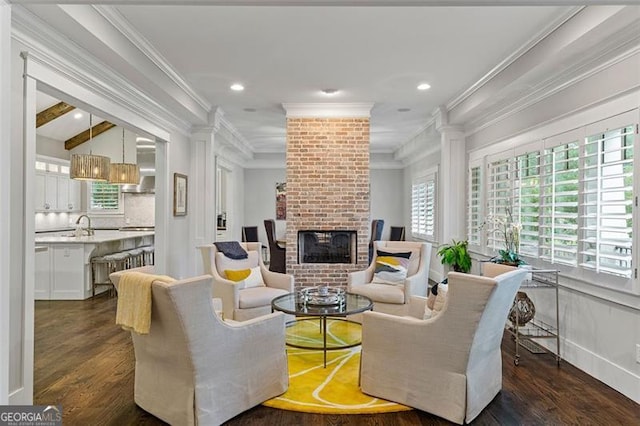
<box><xmin>411</xmin><ymin>173</ymin><xmax>436</xmax><ymax>240</ymax></box>
<box><xmin>486</xmin><ymin>157</ymin><xmax>512</xmax><ymax>251</ymax></box>
<box><xmin>89</xmin><ymin>182</ymin><xmax>122</xmax><ymax>213</ymax></box>
<box><xmin>467</xmin><ymin>163</ymin><xmax>482</xmax><ymax>246</ymax></box>
<box><xmin>580</xmin><ymin>124</ymin><xmax>634</xmax><ymax>277</ymax></box>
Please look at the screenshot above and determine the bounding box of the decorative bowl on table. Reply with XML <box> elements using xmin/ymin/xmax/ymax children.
<box><xmin>299</xmin><ymin>286</ymin><xmax>345</xmax><ymax>306</ymax></box>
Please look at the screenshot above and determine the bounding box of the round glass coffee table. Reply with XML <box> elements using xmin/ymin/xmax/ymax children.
<box><xmin>272</xmin><ymin>289</ymin><xmax>373</xmax><ymax>368</ymax></box>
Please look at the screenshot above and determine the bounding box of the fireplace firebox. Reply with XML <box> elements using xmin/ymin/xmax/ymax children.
<box><xmin>298</xmin><ymin>231</ymin><xmax>357</xmax><ymax>264</ymax></box>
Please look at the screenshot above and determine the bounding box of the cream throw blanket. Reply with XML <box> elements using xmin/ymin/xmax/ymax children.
<box><xmin>116</xmin><ymin>272</ymin><xmax>175</xmax><ymax>334</ymax></box>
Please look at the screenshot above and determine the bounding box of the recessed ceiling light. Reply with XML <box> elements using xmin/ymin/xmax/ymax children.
<box><xmin>397</xmin><ymin>108</ymin><xmax>411</xmax><ymax>112</ymax></box>
<box><xmin>230</xmin><ymin>83</ymin><xmax>245</xmax><ymax>91</ymax></box>
<box><xmin>321</xmin><ymin>89</ymin><xmax>339</xmax><ymax>96</ymax></box>
<box><xmin>73</xmin><ymin>112</ymin><xmax>83</xmax><ymax>119</ymax></box>
<box><xmin>243</xmin><ymin>108</ymin><xmax>257</xmax><ymax>112</ymax></box>
<box><xmin>417</xmin><ymin>83</ymin><xmax>431</xmax><ymax>91</ymax></box>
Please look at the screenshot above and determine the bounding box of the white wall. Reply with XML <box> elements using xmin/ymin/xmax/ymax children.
<box><xmin>165</xmin><ymin>131</ymin><xmax>192</xmax><ymax>279</ymax></box>
<box><xmin>36</xmin><ymin>134</ymin><xmax>69</xmax><ymax>159</ymax></box>
<box><xmin>369</xmin><ymin>168</ymin><xmax>404</xmax><ymax>241</ymax></box>
<box><xmin>244</xmin><ymin>168</ymin><xmax>286</xmax><ymax>246</ymax></box>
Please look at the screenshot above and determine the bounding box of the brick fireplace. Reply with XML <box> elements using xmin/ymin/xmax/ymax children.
<box><xmin>283</xmin><ymin>103</ymin><xmax>373</xmax><ymax>287</ymax></box>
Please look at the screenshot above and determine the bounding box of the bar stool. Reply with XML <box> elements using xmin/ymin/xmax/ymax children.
<box><xmin>142</xmin><ymin>245</ymin><xmax>155</xmax><ymax>266</ymax></box>
<box><xmin>91</xmin><ymin>251</ymin><xmax>130</xmax><ymax>297</ymax></box>
<box><xmin>126</xmin><ymin>248</ymin><xmax>145</xmax><ymax>269</ymax></box>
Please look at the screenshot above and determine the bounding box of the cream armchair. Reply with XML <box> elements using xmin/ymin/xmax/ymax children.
<box><xmin>359</xmin><ymin>269</ymin><xmax>527</xmax><ymax>425</ymax></box>
<box><xmin>199</xmin><ymin>242</ymin><xmax>294</xmax><ymax>321</ymax></box>
<box><xmin>109</xmin><ymin>273</ymin><xmax>288</xmax><ymax>425</ymax></box>
<box><xmin>348</xmin><ymin>241</ymin><xmax>432</xmax><ymax>316</ymax></box>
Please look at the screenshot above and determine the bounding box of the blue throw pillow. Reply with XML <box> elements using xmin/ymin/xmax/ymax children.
<box><xmin>214</xmin><ymin>241</ymin><xmax>248</xmax><ymax>259</ymax></box>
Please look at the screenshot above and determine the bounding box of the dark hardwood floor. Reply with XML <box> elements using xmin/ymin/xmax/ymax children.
<box><xmin>34</xmin><ymin>295</ymin><xmax>639</xmax><ymax>425</ymax></box>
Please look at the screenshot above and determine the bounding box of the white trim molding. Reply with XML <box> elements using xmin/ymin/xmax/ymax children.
<box><xmin>0</xmin><ymin>0</ymin><xmax>11</xmax><ymax>406</ymax></box>
<box><xmin>282</xmin><ymin>102</ymin><xmax>374</xmax><ymax>118</ymax></box>
<box><xmin>11</xmin><ymin>5</ymin><xmax>190</xmax><ymax>137</ymax></box>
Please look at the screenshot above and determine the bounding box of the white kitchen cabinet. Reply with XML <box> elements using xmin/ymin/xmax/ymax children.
<box><xmin>68</xmin><ymin>178</ymin><xmax>81</xmax><ymax>211</ymax></box>
<box><xmin>50</xmin><ymin>244</ymin><xmax>86</xmax><ymax>300</ymax></box>
<box><xmin>34</xmin><ymin>246</ymin><xmax>51</xmax><ymax>300</ymax></box>
<box><xmin>34</xmin><ymin>157</ymin><xmax>82</xmax><ymax>212</ymax></box>
<box><xmin>35</xmin><ymin>172</ymin><xmax>47</xmax><ymax>211</ymax></box>
<box><xmin>34</xmin><ymin>171</ymin><xmax>58</xmax><ymax>211</ymax></box>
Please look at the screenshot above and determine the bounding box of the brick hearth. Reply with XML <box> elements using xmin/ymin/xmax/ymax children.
<box><xmin>285</xmin><ymin>116</ymin><xmax>370</xmax><ymax>287</ymax></box>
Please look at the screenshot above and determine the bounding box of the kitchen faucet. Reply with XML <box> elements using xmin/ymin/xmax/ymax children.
<box><xmin>76</xmin><ymin>214</ymin><xmax>94</xmax><ymax>236</ymax></box>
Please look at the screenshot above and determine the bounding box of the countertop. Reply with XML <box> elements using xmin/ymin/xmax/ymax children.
<box><xmin>35</xmin><ymin>230</ymin><xmax>154</xmax><ymax>244</ymax></box>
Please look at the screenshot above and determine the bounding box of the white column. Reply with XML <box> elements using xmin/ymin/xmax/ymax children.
<box><xmin>435</xmin><ymin>107</ymin><xmax>467</xmax><ymax>245</ymax></box>
<box><xmin>0</xmin><ymin>0</ymin><xmax>11</xmax><ymax>404</ymax></box>
<box><xmin>190</xmin><ymin>110</ymin><xmax>220</xmax><ymax>274</ymax></box>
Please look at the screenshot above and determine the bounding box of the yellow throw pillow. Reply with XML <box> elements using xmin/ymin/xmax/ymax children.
<box><xmin>225</xmin><ymin>269</ymin><xmax>251</xmax><ymax>282</ymax></box>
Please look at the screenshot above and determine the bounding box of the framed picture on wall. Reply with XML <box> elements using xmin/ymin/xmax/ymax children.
<box><xmin>173</xmin><ymin>173</ymin><xmax>188</xmax><ymax>216</ymax></box>
<box><xmin>276</xmin><ymin>182</ymin><xmax>286</xmax><ymax>220</ymax></box>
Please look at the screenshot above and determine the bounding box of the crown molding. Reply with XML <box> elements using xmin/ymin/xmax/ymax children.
<box><xmin>464</xmin><ymin>32</ymin><xmax>640</xmax><ymax>138</ymax></box>
<box><xmin>394</xmin><ymin>120</ymin><xmax>440</xmax><ymax>167</ymax></box>
<box><xmin>445</xmin><ymin>6</ymin><xmax>584</xmax><ymax>112</ymax></box>
<box><xmin>393</xmin><ymin>116</ymin><xmax>438</xmax><ymax>162</ymax></box>
<box><xmin>215</xmin><ymin>115</ymin><xmax>254</xmax><ymax>161</ymax></box>
<box><xmin>94</xmin><ymin>5</ymin><xmax>212</xmax><ymax>113</ymax></box>
<box><xmin>11</xmin><ymin>6</ymin><xmax>192</xmax><ymax>137</ymax></box>
<box><xmin>282</xmin><ymin>102</ymin><xmax>374</xmax><ymax>118</ymax></box>
<box><xmin>7</xmin><ymin>1</ymin><xmax>632</xmax><ymax>6</ymax></box>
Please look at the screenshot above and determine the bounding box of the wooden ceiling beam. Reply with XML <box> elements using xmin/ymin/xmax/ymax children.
<box><xmin>65</xmin><ymin>121</ymin><xmax>116</xmax><ymax>150</ymax></box>
<box><xmin>36</xmin><ymin>102</ymin><xmax>75</xmax><ymax>128</ymax></box>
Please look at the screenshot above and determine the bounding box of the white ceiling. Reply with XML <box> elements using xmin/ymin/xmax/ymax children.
<box><xmin>24</xmin><ymin>4</ymin><xmax>570</xmax><ymax>153</ymax></box>
<box><xmin>36</xmin><ymin>92</ymin><xmax>107</xmax><ymax>142</ymax></box>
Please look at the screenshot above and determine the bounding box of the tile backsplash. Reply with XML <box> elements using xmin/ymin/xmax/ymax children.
<box><xmin>35</xmin><ymin>193</ymin><xmax>155</xmax><ymax>231</ymax></box>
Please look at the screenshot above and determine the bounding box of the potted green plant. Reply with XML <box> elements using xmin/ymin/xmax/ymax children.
<box><xmin>437</xmin><ymin>239</ymin><xmax>472</xmax><ymax>273</ymax></box>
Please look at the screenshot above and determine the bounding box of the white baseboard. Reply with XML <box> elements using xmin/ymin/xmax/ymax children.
<box><xmin>9</xmin><ymin>386</ymin><xmax>31</xmax><ymax>405</ymax></box>
<box><xmin>536</xmin><ymin>336</ymin><xmax>639</xmax><ymax>404</ymax></box>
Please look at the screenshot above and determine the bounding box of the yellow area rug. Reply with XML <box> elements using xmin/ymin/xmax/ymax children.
<box><xmin>263</xmin><ymin>318</ymin><xmax>411</xmax><ymax>414</ymax></box>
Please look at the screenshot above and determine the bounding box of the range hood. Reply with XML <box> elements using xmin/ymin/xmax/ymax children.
<box><xmin>121</xmin><ymin>175</ymin><xmax>155</xmax><ymax>193</ymax></box>
<box><xmin>122</xmin><ymin>138</ymin><xmax>155</xmax><ymax>193</ymax></box>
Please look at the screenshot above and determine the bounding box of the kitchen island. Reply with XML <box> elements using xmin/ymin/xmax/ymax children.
<box><xmin>35</xmin><ymin>230</ymin><xmax>154</xmax><ymax>300</ymax></box>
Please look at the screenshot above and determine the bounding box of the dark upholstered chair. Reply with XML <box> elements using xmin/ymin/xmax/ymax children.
<box><xmin>390</xmin><ymin>226</ymin><xmax>406</xmax><ymax>241</ymax></box>
<box><xmin>242</xmin><ymin>226</ymin><xmax>267</xmax><ymax>262</ymax></box>
<box><xmin>264</xmin><ymin>219</ymin><xmax>286</xmax><ymax>273</ymax></box>
<box><xmin>369</xmin><ymin>219</ymin><xmax>385</xmax><ymax>264</ymax></box>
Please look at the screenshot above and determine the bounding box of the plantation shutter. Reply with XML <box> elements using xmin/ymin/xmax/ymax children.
<box><xmin>90</xmin><ymin>182</ymin><xmax>120</xmax><ymax>211</ymax></box>
<box><xmin>411</xmin><ymin>173</ymin><xmax>436</xmax><ymax>239</ymax></box>
<box><xmin>514</xmin><ymin>149</ymin><xmax>541</xmax><ymax>257</ymax></box>
<box><xmin>486</xmin><ymin>156</ymin><xmax>512</xmax><ymax>251</ymax></box>
<box><xmin>580</xmin><ymin>123</ymin><xmax>634</xmax><ymax>277</ymax></box>
<box><xmin>540</xmin><ymin>131</ymin><xmax>581</xmax><ymax>266</ymax></box>
<box><xmin>467</xmin><ymin>163</ymin><xmax>482</xmax><ymax>246</ymax></box>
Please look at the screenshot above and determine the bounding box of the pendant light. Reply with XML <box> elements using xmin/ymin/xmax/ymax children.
<box><xmin>70</xmin><ymin>114</ymin><xmax>111</xmax><ymax>181</ymax></box>
<box><xmin>109</xmin><ymin>128</ymin><xmax>140</xmax><ymax>185</ymax></box>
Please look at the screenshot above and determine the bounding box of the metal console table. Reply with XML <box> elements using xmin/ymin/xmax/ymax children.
<box><xmin>508</xmin><ymin>268</ymin><xmax>561</xmax><ymax>366</ymax></box>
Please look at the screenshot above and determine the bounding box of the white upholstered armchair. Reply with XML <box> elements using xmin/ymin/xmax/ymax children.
<box><xmin>359</xmin><ymin>269</ymin><xmax>527</xmax><ymax>424</ymax></box>
<box><xmin>109</xmin><ymin>273</ymin><xmax>288</xmax><ymax>425</ymax></box>
<box><xmin>199</xmin><ymin>242</ymin><xmax>294</xmax><ymax>321</ymax></box>
<box><xmin>348</xmin><ymin>241</ymin><xmax>432</xmax><ymax>316</ymax></box>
